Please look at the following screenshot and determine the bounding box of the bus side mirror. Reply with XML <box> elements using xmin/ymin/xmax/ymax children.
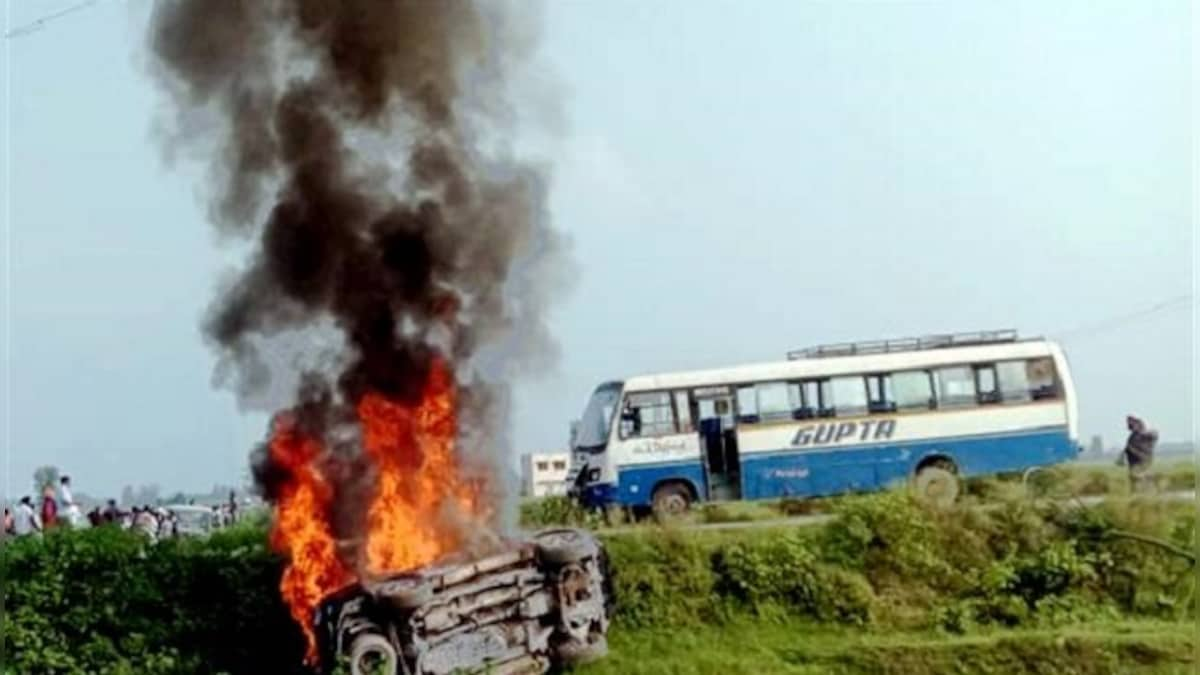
<box><xmin>569</xmin><ymin>420</ymin><xmax>580</xmax><ymax>447</ymax></box>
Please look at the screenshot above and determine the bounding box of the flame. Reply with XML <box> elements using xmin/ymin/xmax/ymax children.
<box><xmin>268</xmin><ymin>358</ymin><xmax>490</xmax><ymax>665</ymax></box>
<box><xmin>267</xmin><ymin>415</ymin><xmax>353</xmax><ymax>664</ymax></box>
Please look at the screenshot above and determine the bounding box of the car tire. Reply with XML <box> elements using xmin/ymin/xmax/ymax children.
<box><xmin>376</xmin><ymin>574</ymin><xmax>434</xmax><ymax>610</ymax></box>
<box><xmin>914</xmin><ymin>463</ymin><xmax>959</xmax><ymax>507</ymax></box>
<box><xmin>349</xmin><ymin>633</ymin><xmax>399</xmax><ymax>675</ymax></box>
<box><xmin>651</xmin><ymin>483</ymin><xmax>691</xmax><ymax>520</ymax></box>
<box><xmin>556</xmin><ymin>635</ymin><xmax>609</xmax><ymax>665</ymax></box>
<box><xmin>535</xmin><ymin>528</ymin><xmax>598</xmax><ymax>566</ymax></box>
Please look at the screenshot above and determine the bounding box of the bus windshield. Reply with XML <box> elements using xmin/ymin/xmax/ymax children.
<box><xmin>576</xmin><ymin>383</ymin><xmax>622</xmax><ymax>449</ymax></box>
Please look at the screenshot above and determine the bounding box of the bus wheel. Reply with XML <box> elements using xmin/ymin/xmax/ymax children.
<box><xmin>652</xmin><ymin>483</ymin><xmax>691</xmax><ymax>519</ymax></box>
<box><xmin>914</xmin><ymin>463</ymin><xmax>959</xmax><ymax>507</ymax></box>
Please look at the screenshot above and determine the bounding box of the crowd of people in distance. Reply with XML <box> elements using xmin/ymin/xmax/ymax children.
<box><xmin>5</xmin><ymin>476</ymin><xmax>241</xmax><ymax>542</ymax></box>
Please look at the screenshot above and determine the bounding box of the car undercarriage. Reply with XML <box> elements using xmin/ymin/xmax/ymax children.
<box><xmin>315</xmin><ymin>528</ymin><xmax>612</xmax><ymax>675</ymax></box>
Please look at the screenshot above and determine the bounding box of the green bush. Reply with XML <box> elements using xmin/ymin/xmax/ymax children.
<box><xmin>713</xmin><ymin>531</ymin><xmax>873</xmax><ymax>624</ymax></box>
<box><xmin>602</xmin><ymin>529</ymin><xmax>718</xmax><ymax>628</ymax></box>
<box><xmin>2</xmin><ymin>526</ymin><xmax>304</xmax><ymax>675</ymax></box>
<box><xmin>1056</xmin><ymin>499</ymin><xmax>1197</xmax><ymax>618</ymax></box>
<box><xmin>819</xmin><ymin>491</ymin><xmax>954</xmax><ymax>586</ymax></box>
<box><xmin>519</xmin><ymin>495</ymin><xmax>603</xmax><ymax>529</ymax></box>
<box><xmin>941</xmin><ymin>541</ymin><xmax>1114</xmax><ymax>630</ymax></box>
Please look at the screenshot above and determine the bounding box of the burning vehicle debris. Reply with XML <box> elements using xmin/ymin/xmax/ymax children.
<box><xmin>148</xmin><ymin>0</ymin><xmax>579</xmax><ymax>672</ymax></box>
<box><xmin>316</xmin><ymin>528</ymin><xmax>612</xmax><ymax>675</ymax></box>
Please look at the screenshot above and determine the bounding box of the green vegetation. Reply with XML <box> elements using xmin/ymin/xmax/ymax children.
<box><xmin>580</xmin><ymin>491</ymin><xmax>1196</xmax><ymax>673</ymax></box>
<box><xmin>518</xmin><ymin>460</ymin><xmax>1196</xmax><ymax>531</ymax></box>
<box><xmin>4</xmin><ymin>480</ymin><xmax>1195</xmax><ymax>674</ymax></box>
<box><xmin>599</xmin><ymin>493</ymin><xmax>1196</xmax><ymax>633</ymax></box>
<box><xmin>582</xmin><ymin>619</ymin><xmax>1197</xmax><ymax>675</ymax></box>
<box><xmin>2</xmin><ymin>523</ymin><xmax>304</xmax><ymax>675</ymax></box>
<box><xmin>1020</xmin><ymin>461</ymin><xmax>1195</xmax><ymax>500</ymax></box>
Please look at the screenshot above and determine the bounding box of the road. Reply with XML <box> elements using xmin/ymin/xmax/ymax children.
<box><xmin>601</xmin><ymin>490</ymin><xmax>1196</xmax><ymax>535</ymax></box>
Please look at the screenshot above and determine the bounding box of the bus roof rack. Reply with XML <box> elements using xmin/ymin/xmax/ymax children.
<box><xmin>787</xmin><ymin>329</ymin><xmax>1020</xmax><ymax>360</ymax></box>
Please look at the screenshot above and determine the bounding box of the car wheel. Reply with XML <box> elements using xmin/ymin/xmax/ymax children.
<box><xmin>556</xmin><ymin>635</ymin><xmax>608</xmax><ymax>665</ymax></box>
<box><xmin>651</xmin><ymin>483</ymin><xmax>691</xmax><ymax>520</ymax></box>
<box><xmin>914</xmin><ymin>463</ymin><xmax>959</xmax><ymax>507</ymax></box>
<box><xmin>349</xmin><ymin>633</ymin><xmax>399</xmax><ymax>675</ymax></box>
<box><xmin>535</xmin><ymin>528</ymin><xmax>598</xmax><ymax>565</ymax></box>
<box><xmin>376</xmin><ymin>574</ymin><xmax>434</xmax><ymax>610</ymax></box>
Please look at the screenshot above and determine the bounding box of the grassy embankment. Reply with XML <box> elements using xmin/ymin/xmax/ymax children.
<box><xmin>564</xmin><ymin>487</ymin><xmax>1197</xmax><ymax>674</ymax></box>
<box><xmin>585</xmin><ymin>619</ymin><xmax>1196</xmax><ymax>675</ymax></box>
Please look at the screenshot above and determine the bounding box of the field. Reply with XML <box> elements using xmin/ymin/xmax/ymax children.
<box><xmin>4</xmin><ymin>462</ymin><xmax>1196</xmax><ymax>674</ymax></box>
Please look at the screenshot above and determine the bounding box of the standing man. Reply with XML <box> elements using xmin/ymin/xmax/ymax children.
<box><xmin>40</xmin><ymin>485</ymin><xmax>59</xmax><ymax>530</ymax></box>
<box><xmin>14</xmin><ymin>496</ymin><xmax>41</xmax><ymax>536</ymax></box>
<box><xmin>135</xmin><ymin>506</ymin><xmax>159</xmax><ymax>541</ymax></box>
<box><xmin>102</xmin><ymin>499</ymin><xmax>121</xmax><ymax>525</ymax></box>
<box><xmin>1120</xmin><ymin>415</ymin><xmax>1158</xmax><ymax>493</ymax></box>
<box><xmin>59</xmin><ymin>475</ymin><xmax>83</xmax><ymax>527</ymax></box>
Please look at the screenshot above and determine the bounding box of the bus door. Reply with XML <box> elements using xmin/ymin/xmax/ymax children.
<box><xmin>694</xmin><ymin>387</ymin><xmax>742</xmax><ymax>501</ymax></box>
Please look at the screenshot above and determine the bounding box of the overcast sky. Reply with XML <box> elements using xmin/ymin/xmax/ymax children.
<box><xmin>2</xmin><ymin>1</ymin><xmax>1194</xmax><ymax>499</ymax></box>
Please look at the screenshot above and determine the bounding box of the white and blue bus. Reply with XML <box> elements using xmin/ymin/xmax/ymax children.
<box><xmin>568</xmin><ymin>330</ymin><xmax>1080</xmax><ymax>515</ymax></box>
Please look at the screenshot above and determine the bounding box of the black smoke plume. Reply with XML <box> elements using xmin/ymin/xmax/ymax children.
<box><xmin>148</xmin><ymin>1</ymin><xmax>567</xmax><ymax>534</ymax></box>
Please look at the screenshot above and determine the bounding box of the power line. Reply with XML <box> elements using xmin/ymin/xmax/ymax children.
<box><xmin>1053</xmin><ymin>294</ymin><xmax>1194</xmax><ymax>341</ymax></box>
<box><xmin>4</xmin><ymin>0</ymin><xmax>97</xmax><ymax>40</ymax></box>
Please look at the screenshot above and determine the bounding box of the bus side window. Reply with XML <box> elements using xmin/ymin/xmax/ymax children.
<box><xmin>755</xmin><ymin>382</ymin><xmax>793</xmax><ymax>422</ymax></box>
<box><xmin>935</xmin><ymin>366</ymin><xmax>976</xmax><ymax>409</ymax></box>
<box><xmin>996</xmin><ymin>361</ymin><xmax>1031</xmax><ymax>403</ymax></box>
<box><xmin>974</xmin><ymin>365</ymin><xmax>1000</xmax><ymax>405</ymax></box>
<box><xmin>892</xmin><ymin>370</ymin><xmax>935</xmax><ymax>411</ymax></box>
<box><xmin>1027</xmin><ymin>358</ymin><xmax>1059</xmax><ymax>400</ymax></box>
<box><xmin>866</xmin><ymin>374</ymin><xmax>896</xmax><ymax>414</ymax></box>
<box><xmin>620</xmin><ymin>392</ymin><xmax>676</xmax><ymax>438</ymax></box>
<box><xmin>830</xmin><ymin>375</ymin><xmax>868</xmax><ymax>417</ymax></box>
<box><xmin>674</xmin><ymin>390</ymin><xmax>694</xmax><ymax>433</ymax></box>
<box><xmin>736</xmin><ymin>386</ymin><xmax>760</xmax><ymax>424</ymax></box>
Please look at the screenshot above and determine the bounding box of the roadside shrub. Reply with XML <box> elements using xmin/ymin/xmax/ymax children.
<box><xmin>819</xmin><ymin>491</ymin><xmax>952</xmax><ymax>586</ymax></box>
<box><xmin>519</xmin><ymin>495</ymin><xmax>601</xmax><ymax>529</ymax></box>
<box><xmin>934</xmin><ymin>498</ymin><xmax>1197</xmax><ymax>633</ymax></box>
<box><xmin>602</xmin><ymin>529</ymin><xmax>717</xmax><ymax>628</ymax></box>
<box><xmin>3</xmin><ymin>525</ymin><xmax>303</xmax><ymax>675</ymax></box>
<box><xmin>714</xmin><ymin>532</ymin><xmax>818</xmax><ymax>609</ymax></box>
<box><xmin>1057</xmin><ymin>499</ymin><xmax>1197</xmax><ymax>618</ymax></box>
<box><xmin>712</xmin><ymin>531</ymin><xmax>874</xmax><ymax>625</ymax></box>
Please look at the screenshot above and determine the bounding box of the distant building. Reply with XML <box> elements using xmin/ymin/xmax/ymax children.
<box><xmin>1089</xmin><ymin>435</ymin><xmax>1104</xmax><ymax>455</ymax></box>
<box><xmin>520</xmin><ymin>452</ymin><xmax>571</xmax><ymax>498</ymax></box>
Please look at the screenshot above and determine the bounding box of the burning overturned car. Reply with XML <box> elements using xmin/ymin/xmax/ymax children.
<box><xmin>314</xmin><ymin>528</ymin><xmax>612</xmax><ymax>675</ymax></box>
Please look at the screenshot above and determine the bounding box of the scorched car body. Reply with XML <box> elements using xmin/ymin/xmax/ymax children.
<box><xmin>315</xmin><ymin>528</ymin><xmax>612</xmax><ymax>675</ymax></box>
